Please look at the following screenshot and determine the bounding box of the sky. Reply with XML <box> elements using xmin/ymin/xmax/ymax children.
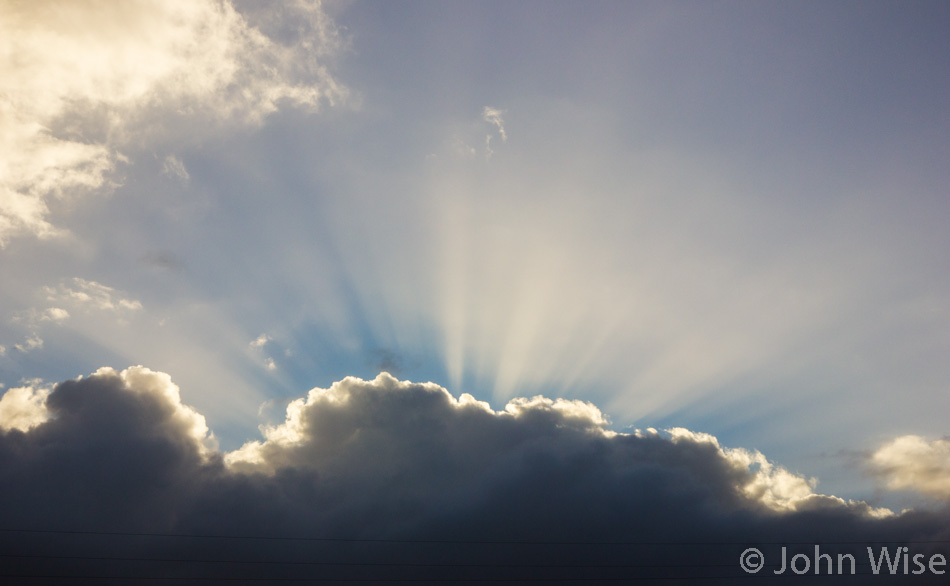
<box><xmin>1</xmin><ymin>0</ymin><xmax>950</xmax><ymax>582</ymax></box>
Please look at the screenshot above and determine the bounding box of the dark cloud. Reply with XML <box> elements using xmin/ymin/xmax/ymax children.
<box><xmin>0</xmin><ymin>368</ymin><xmax>948</xmax><ymax>584</ymax></box>
<box><xmin>366</xmin><ymin>348</ymin><xmax>404</xmax><ymax>375</ymax></box>
<box><xmin>142</xmin><ymin>251</ymin><xmax>185</xmax><ymax>271</ymax></box>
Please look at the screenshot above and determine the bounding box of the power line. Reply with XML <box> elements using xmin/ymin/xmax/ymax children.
<box><xmin>0</xmin><ymin>552</ymin><xmax>893</xmax><ymax>571</ymax></box>
<box><xmin>0</xmin><ymin>573</ymin><xmax>902</xmax><ymax>582</ymax></box>
<box><xmin>3</xmin><ymin>528</ymin><xmax>948</xmax><ymax>546</ymax></box>
<box><xmin>0</xmin><ymin>553</ymin><xmax>746</xmax><ymax>569</ymax></box>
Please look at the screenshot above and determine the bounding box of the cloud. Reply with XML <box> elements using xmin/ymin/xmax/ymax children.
<box><xmin>0</xmin><ymin>0</ymin><xmax>347</xmax><ymax>245</ymax></box>
<box><xmin>0</xmin><ymin>369</ymin><xmax>948</xmax><ymax>583</ymax></box>
<box><xmin>250</xmin><ymin>334</ymin><xmax>278</xmax><ymax>370</ymax></box>
<box><xmin>368</xmin><ymin>348</ymin><xmax>404</xmax><ymax>374</ymax></box>
<box><xmin>43</xmin><ymin>278</ymin><xmax>142</xmax><ymax>314</ymax></box>
<box><xmin>13</xmin><ymin>334</ymin><xmax>43</xmax><ymax>354</ymax></box>
<box><xmin>482</xmin><ymin>106</ymin><xmax>507</xmax><ymax>159</ymax></box>
<box><xmin>142</xmin><ymin>250</ymin><xmax>185</xmax><ymax>271</ymax></box>
<box><xmin>0</xmin><ymin>382</ymin><xmax>50</xmax><ymax>432</ymax></box>
<box><xmin>482</xmin><ymin>106</ymin><xmax>507</xmax><ymax>142</ymax></box>
<box><xmin>225</xmin><ymin>374</ymin><xmax>892</xmax><ymax>517</ymax></box>
<box><xmin>161</xmin><ymin>154</ymin><xmax>190</xmax><ymax>183</ymax></box>
<box><xmin>42</xmin><ymin>307</ymin><xmax>70</xmax><ymax>322</ymax></box>
<box><xmin>871</xmin><ymin>435</ymin><xmax>950</xmax><ymax>499</ymax></box>
<box><xmin>13</xmin><ymin>307</ymin><xmax>70</xmax><ymax>326</ymax></box>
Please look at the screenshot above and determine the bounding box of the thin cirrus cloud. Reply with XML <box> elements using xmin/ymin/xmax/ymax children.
<box><xmin>43</xmin><ymin>278</ymin><xmax>143</xmax><ymax>314</ymax></box>
<box><xmin>160</xmin><ymin>155</ymin><xmax>191</xmax><ymax>184</ymax></box>
<box><xmin>0</xmin><ymin>0</ymin><xmax>347</xmax><ymax>245</ymax></box>
<box><xmin>1</xmin><ymin>368</ymin><xmax>948</xmax><ymax>583</ymax></box>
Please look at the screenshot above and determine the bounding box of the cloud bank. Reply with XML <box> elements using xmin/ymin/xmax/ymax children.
<box><xmin>0</xmin><ymin>0</ymin><xmax>346</xmax><ymax>245</ymax></box>
<box><xmin>0</xmin><ymin>368</ymin><xmax>947</xmax><ymax>583</ymax></box>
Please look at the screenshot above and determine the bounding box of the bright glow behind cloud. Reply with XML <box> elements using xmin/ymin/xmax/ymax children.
<box><xmin>0</xmin><ymin>0</ymin><xmax>346</xmax><ymax>245</ymax></box>
<box><xmin>222</xmin><ymin>371</ymin><xmax>888</xmax><ymax>517</ymax></box>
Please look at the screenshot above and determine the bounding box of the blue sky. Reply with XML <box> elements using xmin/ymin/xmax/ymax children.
<box><xmin>2</xmin><ymin>0</ymin><xmax>950</xmax><ymax>514</ymax></box>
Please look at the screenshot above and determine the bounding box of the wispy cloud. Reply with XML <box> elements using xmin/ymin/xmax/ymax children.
<box><xmin>13</xmin><ymin>334</ymin><xmax>43</xmax><ymax>354</ymax></box>
<box><xmin>0</xmin><ymin>0</ymin><xmax>347</xmax><ymax>245</ymax></box>
<box><xmin>482</xmin><ymin>106</ymin><xmax>507</xmax><ymax>159</ymax></box>
<box><xmin>161</xmin><ymin>155</ymin><xmax>190</xmax><ymax>183</ymax></box>
<box><xmin>43</xmin><ymin>278</ymin><xmax>142</xmax><ymax>314</ymax></box>
<box><xmin>13</xmin><ymin>307</ymin><xmax>70</xmax><ymax>327</ymax></box>
<box><xmin>482</xmin><ymin>106</ymin><xmax>507</xmax><ymax>142</ymax></box>
<box><xmin>250</xmin><ymin>334</ymin><xmax>279</xmax><ymax>371</ymax></box>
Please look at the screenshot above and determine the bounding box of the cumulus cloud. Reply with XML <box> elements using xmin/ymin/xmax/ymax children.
<box><xmin>0</xmin><ymin>0</ymin><xmax>346</xmax><ymax>245</ymax></box>
<box><xmin>871</xmin><ymin>435</ymin><xmax>950</xmax><ymax>499</ymax></box>
<box><xmin>0</xmin><ymin>382</ymin><xmax>50</xmax><ymax>432</ymax></box>
<box><xmin>226</xmin><ymin>374</ymin><xmax>890</xmax><ymax>517</ymax></box>
<box><xmin>0</xmin><ymin>369</ymin><xmax>948</xmax><ymax>583</ymax></box>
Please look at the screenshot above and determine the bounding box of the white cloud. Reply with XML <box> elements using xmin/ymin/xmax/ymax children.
<box><xmin>0</xmin><ymin>366</ymin><xmax>215</xmax><ymax>452</ymax></box>
<box><xmin>42</xmin><ymin>307</ymin><xmax>70</xmax><ymax>322</ymax></box>
<box><xmin>0</xmin><ymin>0</ymin><xmax>347</xmax><ymax>245</ymax></box>
<box><xmin>0</xmin><ymin>382</ymin><xmax>51</xmax><ymax>432</ymax></box>
<box><xmin>870</xmin><ymin>435</ymin><xmax>950</xmax><ymax>499</ymax></box>
<box><xmin>0</xmin><ymin>121</ymin><xmax>114</xmax><ymax>242</ymax></box>
<box><xmin>481</xmin><ymin>106</ymin><xmax>507</xmax><ymax>159</ymax></box>
<box><xmin>43</xmin><ymin>278</ymin><xmax>142</xmax><ymax>314</ymax></box>
<box><xmin>482</xmin><ymin>106</ymin><xmax>507</xmax><ymax>142</ymax></box>
<box><xmin>103</xmin><ymin>366</ymin><xmax>217</xmax><ymax>454</ymax></box>
<box><xmin>13</xmin><ymin>306</ymin><xmax>70</xmax><ymax>327</ymax></box>
<box><xmin>250</xmin><ymin>334</ymin><xmax>278</xmax><ymax>370</ymax></box>
<box><xmin>667</xmin><ymin>427</ymin><xmax>892</xmax><ymax>516</ymax></box>
<box><xmin>503</xmin><ymin>394</ymin><xmax>608</xmax><ymax>428</ymax></box>
<box><xmin>161</xmin><ymin>155</ymin><xmax>190</xmax><ymax>183</ymax></box>
<box><xmin>14</xmin><ymin>335</ymin><xmax>43</xmax><ymax>353</ymax></box>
